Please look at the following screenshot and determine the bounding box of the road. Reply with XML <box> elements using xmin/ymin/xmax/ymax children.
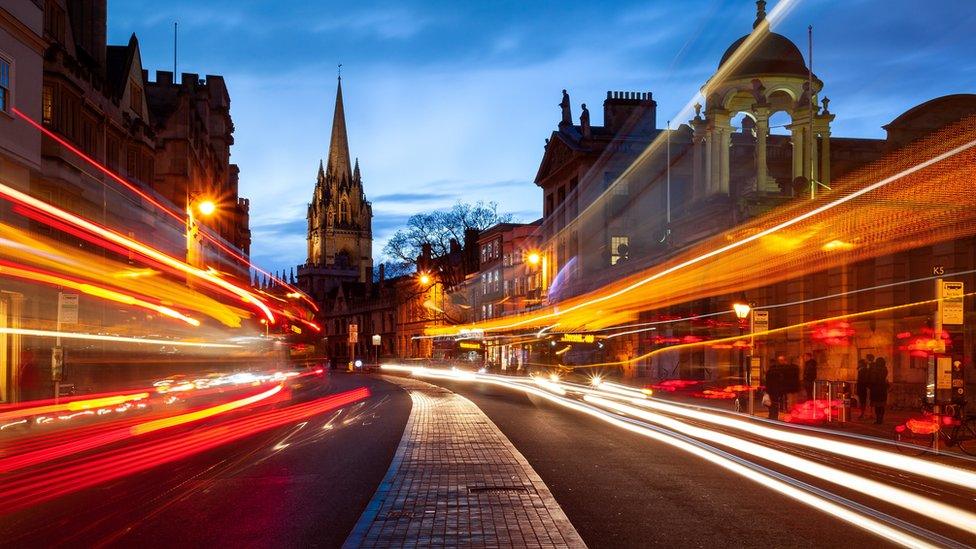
<box><xmin>0</xmin><ymin>373</ymin><xmax>409</xmax><ymax>548</ymax></box>
<box><xmin>3</xmin><ymin>369</ymin><xmax>974</xmax><ymax>547</ymax></box>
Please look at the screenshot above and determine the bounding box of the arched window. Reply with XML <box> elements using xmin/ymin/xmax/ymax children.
<box><xmin>340</xmin><ymin>198</ymin><xmax>349</xmax><ymax>223</ymax></box>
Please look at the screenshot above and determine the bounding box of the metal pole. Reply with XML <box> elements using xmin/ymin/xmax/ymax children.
<box><xmin>808</xmin><ymin>25</ymin><xmax>815</xmax><ymax>200</ymax></box>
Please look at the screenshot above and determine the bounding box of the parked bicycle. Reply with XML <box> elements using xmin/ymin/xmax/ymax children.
<box><xmin>893</xmin><ymin>403</ymin><xmax>976</xmax><ymax>456</ymax></box>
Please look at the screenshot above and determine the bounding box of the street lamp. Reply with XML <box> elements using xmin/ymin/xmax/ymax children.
<box><xmin>196</xmin><ymin>199</ymin><xmax>217</xmax><ymax>216</ymax></box>
<box><xmin>418</xmin><ymin>273</ymin><xmax>432</xmax><ymax>286</ymax></box>
<box><xmin>733</xmin><ymin>301</ymin><xmax>751</xmax><ymax>380</ymax></box>
<box><xmin>526</xmin><ymin>251</ymin><xmax>541</xmax><ymax>266</ymax></box>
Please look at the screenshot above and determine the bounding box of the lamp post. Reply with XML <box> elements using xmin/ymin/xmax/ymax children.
<box><xmin>186</xmin><ymin>194</ymin><xmax>216</xmax><ymax>271</ymax></box>
<box><xmin>733</xmin><ymin>301</ymin><xmax>751</xmax><ymax>380</ymax></box>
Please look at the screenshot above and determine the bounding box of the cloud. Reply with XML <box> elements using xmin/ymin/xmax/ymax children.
<box><xmin>372</xmin><ymin>192</ymin><xmax>456</xmax><ymax>202</ymax></box>
<box><xmin>313</xmin><ymin>7</ymin><xmax>434</xmax><ymax>40</ymax></box>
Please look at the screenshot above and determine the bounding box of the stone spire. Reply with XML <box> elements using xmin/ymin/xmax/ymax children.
<box><xmin>353</xmin><ymin>157</ymin><xmax>361</xmax><ymax>181</ymax></box>
<box><xmin>317</xmin><ymin>158</ymin><xmax>325</xmax><ymax>181</ymax></box>
<box><xmin>326</xmin><ymin>76</ymin><xmax>352</xmax><ymax>183</ymax></box>
<box><xmin>753</xmin><ymin>0</ymin><xmax>767</xmax><ymax>29</ymax></box>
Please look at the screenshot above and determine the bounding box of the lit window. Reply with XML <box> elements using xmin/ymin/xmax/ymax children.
<box><xmin>610</xmin><ymin>235</ymin><xmax>630</xmax><ymax>265</ymax></box>
<box><xmin>42</xmin><ymin>84</ymin><xmax>54</xmax><ymax>124</ymax></box>
<box><xmin>0</xmin><ymin>57</ymin><xmax>11</xmax><ymax>113</ymax></box>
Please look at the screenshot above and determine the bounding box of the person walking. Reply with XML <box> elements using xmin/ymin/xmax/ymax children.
<box><xmin>870</xmin><ymin>357</ymin><xmax>889</xmax><ymax>424</ymax></box>
<box><xmin>801</xmin><ymin>352</ymin><xmax>818</xmax><ymax>401</ymax></box>
<box><xmin>856</xmin><ymin>358</ymin><xmax>871</xmax><ymax>419</ymax></box>
<box><xmin>765</xmin><ymin>354</ymin><xmax>790</xmax><ymax>420</ymax></box>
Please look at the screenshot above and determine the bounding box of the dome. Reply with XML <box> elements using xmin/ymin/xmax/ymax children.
<box><xmin>717</xmin><ymin>31</ymin><xmax>810</xmax><ymax>81</ymax></box>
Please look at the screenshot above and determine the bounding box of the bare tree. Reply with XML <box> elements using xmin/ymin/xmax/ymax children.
<box><xmin>382</xmin><ymin>201</ymin><xmax>513</xmax><ymax>272</ymax></box>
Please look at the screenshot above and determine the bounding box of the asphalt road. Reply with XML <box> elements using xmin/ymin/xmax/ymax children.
<box><xmin>420</xmin><ymin>375</ymin><xmax>889</xmax><ymax>548</ymax></box>
<box><xmin>0</xmin><ymin>373</ymin><xmax>409</xmax><ymax>548</ymax></box>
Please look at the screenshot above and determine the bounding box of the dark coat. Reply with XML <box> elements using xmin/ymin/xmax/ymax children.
<box><xmin>802</xmin><ymin>359</ymin><xmax>818</xmax><ymax>383</ymax></box>
<box><xmin>870</xmin><ymin>362</ymin><xmax>889</xmax><ymax>405</ymax></box>
<box><xmin>765</xmin><ymin>363</ymin><xmax>791</xmax><ymax>398</ymax></box>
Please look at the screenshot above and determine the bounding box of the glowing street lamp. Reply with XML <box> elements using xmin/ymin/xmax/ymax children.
<box><xmin>733</xmin><ymin>302</ymin><xmax>752</xmax><ymax>320</ymax></box>
<box><xmin>418</xmin><ymin>273</ymin><xmax>432</xmax><ymax>286</ymax></box>
<box><xmin>196</xmin><ymin>199</ymin><xmax>217</xmax><ymax>217</ymax></box>
<box><xmin>526</xmin><ymin>251</ymin><xmax>541</xmax><ymax>266</ymax></box>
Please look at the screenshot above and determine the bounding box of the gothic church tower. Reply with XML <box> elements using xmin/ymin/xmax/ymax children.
<box><xmin>298</xmin><ymin>77</ymin><xmax>373</xmax><ymax>299</ymax></box>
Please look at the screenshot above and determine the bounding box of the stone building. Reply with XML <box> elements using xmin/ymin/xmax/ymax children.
<box><xmin>297</xmin><ymin>76</ymin><xmax>373</xmax><ymax>305</ymax></box>
<box><xmin>145</xmin><ymin>70</ymin><xmax>251</xmax><ymax>261</ymax></box>
<box><xmin>0</xmin><ymin>0</ymin><xmax>252</xmax><ymax>402</ymax></box>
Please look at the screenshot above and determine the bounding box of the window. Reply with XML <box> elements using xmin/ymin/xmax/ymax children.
<box><xmin>0</xmin><ymin>57</ymin><xmax>10</xmax><ymax>113</ymax></box>
<box><xmin>42</xmin><ymin>84</ymin><xmax>54</xmax><ymax>124</ymax></box>
<box><xmin>340</xmin><ymin>198</ymin><xmax>349</xmax><ymax>222</ymax></box>
<box><xmin>44</xmin><ymin>1</ymin><xmax>66</xmax><ymax>43</ymax></box>
<box><xmin>106</xmin><ymin>134</ymin><xmax>120</xmax><ymax>170</ymax></box>
<box><xmin>611</xmin><ymin>235</ymin><xmax>630</xmax><ymax>265</ymax></box>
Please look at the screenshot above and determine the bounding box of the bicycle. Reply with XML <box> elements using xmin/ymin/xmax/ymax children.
<box><xmin>893</xmin><ymin>403</ymin><xmax>976</xmax><ymax>456</ymax></box>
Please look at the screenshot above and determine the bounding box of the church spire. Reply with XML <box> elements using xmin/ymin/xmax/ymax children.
<box><xmin>326</xmin><ymin>76</ymin><xmax>352</xmax><ymax>183</ymax></box>
<box><xmin>353</xmin><ymin>157</ymin><xmax>361</xmax><ymax>181</ymax></box>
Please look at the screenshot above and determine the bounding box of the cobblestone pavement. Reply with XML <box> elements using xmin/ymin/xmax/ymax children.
<box><xmin>343</xmin><ymin>375</ymin><xmax>586</xmax><ymax>548</ymax></box>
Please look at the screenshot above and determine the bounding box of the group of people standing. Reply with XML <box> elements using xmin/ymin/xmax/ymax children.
<box><xmin>763</xmin><ymin>352</ymin><xmax>889</xmax><ymax>424</ymax></box>
<box><xmin>856</xmin><ymin>354</ymin><xmax>890</xmax><ymax>424</ymax></box>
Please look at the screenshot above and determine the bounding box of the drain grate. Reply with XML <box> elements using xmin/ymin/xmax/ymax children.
<box><xmin>468</xmin><ymin>485</ymin><xmax>530</xmax><ymax>494</ymax></box>
<box><xmin>382</xmin><ymin>510</ymin><xmax>414</xmax><ymax>520</ymax></box>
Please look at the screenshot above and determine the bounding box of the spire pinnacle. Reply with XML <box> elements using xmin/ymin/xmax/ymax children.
<box><xmin>326</xmin><ymin>76</ymin><xmax>352</xmax><ymax>183</ymax></box>
<box><xmin>354</xmin><ymin>157</ymin><xmax>361</xmax><ymax>181</ymax></box>
<box><xmin>753</xmin><ymin>0</ymin><xmax>767</xmax><ymax>29</ymax></box>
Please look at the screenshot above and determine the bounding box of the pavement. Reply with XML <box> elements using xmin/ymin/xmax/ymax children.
<box><xmin>417</xmin><ymin>375</ymin><xmax>886</xmax><ymax>548</ymax></box>
<box><xmin>345</xmin><ymin>375</ymin><xmax>585</xmax><ymax>548</ymax></box>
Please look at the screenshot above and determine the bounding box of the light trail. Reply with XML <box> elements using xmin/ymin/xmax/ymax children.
<box><xmin>430</xmin><ymin>121</ymin><xmax>976</xmax><ymax>336</ymax></box>
<box><xmin>0</xmin><ymin>387</ymin><xmax>370</xmax><ymax>513</ymax></box>
<box><xmin>0</xmin><ymin>180</ymin><xmax>275</xmax><ymax>322</ymax></box>
<box><xmin>0</xmin><ymin>392</ymin><xmax>150</xmax><ymax>423</ymax></box>
<box><xmin>0</xmin><ymin>327</ymin><xmax>239</xmax><ymax>348</ymax></box>
<box><xmin>0</xmin><ymin>259</ymin><xmax>201</xmax><ymax>326</ymax></box>
<box><xmin>585</xmin><ymin>394</ymin><xmax>976</xmax><ymax>534</ymax></box>
<box><xmin>11</xmin><ymin>106</ymin><xmax>317</xmax><ymax>312</ymax></box>
<box><xmin>381</xmin><ymin>365</ymin><xmax>952</xmax><ymax>547</ymax></box>
<box><xmin>546</xmin><ymin>293</ymin><xmax>973</xmax><ymax>370</ymax></box>
<box><xmin>131</xmin><ymin>384</ymin><xmax>282</xmax><ymax>435</ymax></box>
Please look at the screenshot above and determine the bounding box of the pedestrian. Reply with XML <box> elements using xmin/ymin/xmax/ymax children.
<box><xmin>870</xmin><ymin>357</ymin><xmax>889</xmax><ymax>424</ymax></box>
<box><xmin>856</xmin><ymin>358</ymin><xmax>870</xmax><ymax>419</ymax></box>
<box><xmin>764</xmin><ymin>354</ymin><xmax>790</xmax><ymax>420</ymax></box>
<box><xmin>801</xmin><ymin>352</ymin><xmax>817</xmax><ymax>401</ymax></box>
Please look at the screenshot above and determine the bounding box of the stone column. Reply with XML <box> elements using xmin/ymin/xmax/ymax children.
<box><xmin>809</xmin><ymin>126</ymin><xmax>819</xmax><ymax>183</ymax></box>
<box><xmin>712</xmin><ymin>110</ymin><xmax>732</xmax><ymax>195</ymax></box>
<box><xmin>753</xmin><ymin>107</ymin><xmax>772</xmax><ymax>192</ymax></box>
<box><xmin>704</xmin><ymin>127</ymin><xmax>715</xmax><ymax>196</ymax></box>
<box><xmin>790</xmin><ymin>123</ymin><xmax>804</xmax><ymax>183</ymax></box>
<box><xmin>691</xmin><ymin>119</ymin><xmax>706</xmax><ymax>200</ymax></box>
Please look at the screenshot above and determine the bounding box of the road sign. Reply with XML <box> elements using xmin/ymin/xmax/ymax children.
<box><xmin>749</xmin><ymin>356</ymin><xmax>762</xmax><ymax>387</ymax></box>
<box><xmin>941</xmin><ymin>281</ymin><xmax>964</xmax><ymax>325</ymax></box>
<box><xmin>933</xmin><ymin>265</ymin><xmax>945</xmax><ymax>276</ymax></box>
<box><xmin>372</xmin><ymin>334</ymin><xmax>381</xmax><ymax>346</ymax></box>
<box><xmin>58</xmin><ymin>292</ymin><xmax>79</xmax><ymax>324</ymax></box>
<box><xmin>751</xmin><ymin>310</ymin><xmax>769</xmax><ymax>334</ymax></box>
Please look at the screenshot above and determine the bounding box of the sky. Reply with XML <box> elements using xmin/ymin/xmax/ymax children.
<box><xmin>106</xmin><ymin>0</ymin><xmax>976</xmax><ymax>275</ymax></box>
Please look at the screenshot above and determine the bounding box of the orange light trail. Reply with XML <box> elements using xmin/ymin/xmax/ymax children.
<box><xmin>0</xmin><ymin>327</ymin><xmax>239</xmax><ymax>348</ymax></box>
<box><xmin>0</xmin><ymin>180</ymin><xmax>275</xmax><ymax>323</ymax></box>
<box><xmin>11</xmin><ymin>106</ymin><xmax>317</xmax><ymax>312</ymax></box>
<box><xmin>0</xmin><ymin>259</ymin><xmax>200</xmax><ymax>326</ymax></box>
<box><xmin>431</xmin><ymin>118</ymin><xmax>976</xmax><ymax>337</ymax></box>
<box><xmin>131</xmin><ymin>384</ymin><xmax>283</xmax><ymax>435</ymax></box>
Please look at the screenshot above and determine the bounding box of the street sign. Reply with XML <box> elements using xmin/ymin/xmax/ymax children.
<box><xmin>348</xmin><ymin>332</ymin><xmax>358</xmax><ymax>343</ymax></box>
<box><xmin>937</xmin><ymin>356</ymin><xmax>952</xmax><ymax>389</ymax></box>
<box><xmin>933</xmin><ymin>265</ymin><xmax>945</xmax><ymax>276</ymax></box>
<box><xmin>58</xmin><ymin>292</ymin><xmax>79</xmax><ymax>324</ymax></box>
<box><xmin>372</xmin><ymin>334</ymin><xmax>381</xmax><ymax>346</ymax></box>
<box><xmin>941</xmin><ymin>281</ymin><xmax>964</xmax><ymax>325</ymax></box>
<box><xmin>560</xmin><ymin>334</ymin><xmax>595</xmax><ymax>343</ymax></box>
<box><xmin>751</xmin><ymin>310</ymin><xmax>769</xmax><ymax>334</ymax></box>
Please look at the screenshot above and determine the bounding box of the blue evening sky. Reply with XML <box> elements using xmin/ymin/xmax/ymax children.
<box><xmin>107</xmin><ymin>0</ymin><xmax>976</xmax><ymax>274</ymax></box>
